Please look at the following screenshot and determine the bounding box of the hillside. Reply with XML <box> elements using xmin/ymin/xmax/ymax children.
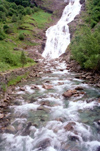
<box><xmin>0</xmin><ymin>0</ymin><xmax>53</xmax><ymax>72</ymax></box>
<box><xmin>69</xmin><ymin>0</ymin><xmax>100</xmax><ymax>72</ymax></box>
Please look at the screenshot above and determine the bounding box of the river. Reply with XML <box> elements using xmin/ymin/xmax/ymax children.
<box><xmin>0</xmin><ymin>0</ymin><xmax>100</xmax><ymax>151</ymax></box>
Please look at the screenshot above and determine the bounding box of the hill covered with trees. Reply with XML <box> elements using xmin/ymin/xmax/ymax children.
<box><xmin>70</xmin><ymin>0</ymin><xmax>100</xmax><ymax>72</ymax></box>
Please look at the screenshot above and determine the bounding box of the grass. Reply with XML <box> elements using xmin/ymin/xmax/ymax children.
<box><xmin>32</xmin><ymin>10</ymin><xmax>52</xmax><ymax>29</ymax></box>
<box><xmin>7</xmin><ymin>73</ymin><xmax>29</xmax><ymax>86</ymax></box>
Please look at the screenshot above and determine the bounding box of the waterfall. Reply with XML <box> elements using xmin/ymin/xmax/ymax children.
<box><xmin>42</xmin><ymin>0</ymin><xmax>81</xmax><ymax>59</ymax></box>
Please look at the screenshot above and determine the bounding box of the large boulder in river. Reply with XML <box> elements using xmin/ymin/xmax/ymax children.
<box><xmin>63</xmin><ymin>89</ymin><xmax>77</xmax><ymax>98</ymax></box>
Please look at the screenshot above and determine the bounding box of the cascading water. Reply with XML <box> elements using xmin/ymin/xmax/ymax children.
<box><xmin>42</xmin><ymin>0</ymin><xmax>81</xmax><ymax>59</ymax></box>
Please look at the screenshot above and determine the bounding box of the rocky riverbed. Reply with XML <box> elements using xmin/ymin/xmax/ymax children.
<box><xmin>0</xmin><ymin>59</ymin><xmax>100</xmax><ymax>151</ymax></box>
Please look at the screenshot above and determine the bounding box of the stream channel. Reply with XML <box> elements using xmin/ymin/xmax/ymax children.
<box><xmin>0</xmin><ymin>0</ymin><xmax>100</xmax><ymax>151</ymax></box>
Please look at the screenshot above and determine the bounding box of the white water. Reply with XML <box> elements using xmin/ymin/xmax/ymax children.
<box><xmin>42</xmin><ymin>0</ymin><xmax>81</xmax><ymax>59</ymax></box>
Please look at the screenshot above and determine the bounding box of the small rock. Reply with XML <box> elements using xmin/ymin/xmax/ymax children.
<box><xmin>58</xmin><ymin>82</ymin><xmax>64</xmax><ymax>85</ymax></box>
<box><xmin>40</xmin><ymin>101</ymin><xmax>51</xmax><ymax>106</ymax></box>
<box><xmin>0</xmin><ymin>113</ymin><xmax>4</xmax><ymax>119</ymax></box>
<box><xmin>42</xmin><ymin>84</ymin><xmax>53</xmax><ymax>90</ymax></box>
<box><xmin>13</xmin><ymin>47</ymin><xmax>19</xmax><ymax>51</ymax></box>
<box><xmin>31</xmin><ymin>85</ymin><xmax>40</xmax><ymax>90</ymax></box>
<box><xmin>37</xmin><ymin>106</ymin><xmax>50</xmax><ymax>112</ymax></box>
<box><xmin>64</xmin><ymin>122</ymin><xmax>76</xmax><ymax>131</ymax></box>
<box><xmin>86</xmin><ymin>75</ymin><xmax>91</xmax><ymax>79</ymax></box>
<box><xmin>35</xmin><ymin>138</ymin><xmax>51</xmax><ymax>149</ymax></box>
<box><xmin>75</xmin><ymin>86</ymin><xmax>84</xmax><ymax>90</ymax></box>
<box><xmin>96</xmin><ymin>84</ymin><xmax>100</xmax><ymax>88</ymax></box>
<box><xmin>69</xmin><ymin>135</ymin><xmax>79</xmax><ymax>141</ymax></box>
<box><xmin>19</xmin><ymin>87</ymin><xmax>26</xmax><ymax>91</ymax></box>
<box><xmin>97</xmin><ymin>120</ymin><xmax>100</xmax><ymax>125</ymax></box>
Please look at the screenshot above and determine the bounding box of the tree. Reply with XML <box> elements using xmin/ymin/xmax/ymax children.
<box><xmin>20</xmin><ymin>51</ymin><xmax>27</xmax><ymax>67</ymax></box>
<box><xmin>11</xmin><ymin>14</ymin><xmax>17</xmax><ymax>22</ymax></box>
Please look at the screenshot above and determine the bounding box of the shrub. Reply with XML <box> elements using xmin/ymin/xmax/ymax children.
<box><xmin>26</xmin><ymin>7</ymin><xmax>32</xmax><ymax>15</ymax></box>
<box><xmin>20</xmin><ymin>51</ymin><xmax>27</xmax><ymax>67</ymax></box>
<box><xmin>11</xmin><ymin>14</ymin><xmax>17</xmax><ymax>22</ymax></box>
<box><xmin>0</xmin><ymin>28</ymin><xmax>5</xmax><ymax>40</ymax></box>
<box><xmin>19</xmin><ymin>33</ymin><xmax>24</xmax><ymax>40</ymax></box>
<box><xmin>71</xmin><ymin>26</ymin><xmax>100</xmax><ymax>71</ymax></box>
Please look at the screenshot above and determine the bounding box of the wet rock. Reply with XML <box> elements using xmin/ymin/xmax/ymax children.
<box><xmin>37</xmin><ymin>106</ymin><xmax>50</xmax><ymax>112</ymax></box>
<box><xmin>6</xmin><ymin>125</ymin><xmax>16</xmax><ymax>134</ymax></box>
<box><xmin>30</xmin><ymin>97</ymin><xmax>37</xmax><ymax>103</ymax></box>
<box><xmin>31</xmin><ymin>85</ymin><xmax>40</xmax><ymax>90</ymax></box>
<box><xmin>97</xmin><ymin>120</ymin><xmax>100</xmax><ymax>125</ymax></box>
<box><xmin>80</xmin><ymin>0</ymin><xmax>85</xmax><ymax>4</ymax></box>
<box><xmin>55</xmin><ymin>117</ymin><xmax>65</xmax><ymax>122</ymax></box>
<box><xmin>19</xmin><ymin>87</ymin><xmax>26</xmax><ymax>91</ymax></box>
<box><xmin>58</xmin><ymin>82</ymin><xmax>64</xmax><ymax>85</ymax></box>
<box><xmin>96</xmin><ymin>84</ymin><xmax>100</xmax><ymax>88</ymax></box>
<box><xmin>45</xmin><ymin>80</ymin><xmax>50</xmax><ymax>83</ymax></box>
<box><xmin>75</xmin><ymin>86</ymin><xmax>84</xmax><ymax>90</ymax></box>
<box><xmin>86</xmin><ymin>99</ymin><xmax>94</xmax><ymax>103</ymax></box>
<box><xmin>86</xmin><ymin>75</ymin><xmax>92</xmax><ymax>79</ymax></box>
<box><xmin>35</xmin><ymin>138</ymin><xmax>51</xmax><ymax>149</ymax></box>
<box><xmin>97</xmin><ymin>146</ymin><xmax>100</xmax><ymax>151</ymax></box>
<box><xmin>21</xmin><ymin>122</ymin><xmax>32</xmax><ymax>136</ymax></box>
<box><xmin>69</xmin><ymin>135</ymin><xmax>79</xmax><ymax>141</ymax></box>
<box><xmin>64</xmin><ymin>122</ymin><xmax>76</xmax><ymax>131</ymax></box>
<box><xmin>40</xmin><ymin>101</ymin><xmax>51</xmax><ymax>106</ymax></box>
<box><xmin>42</xmin><ymin>84</ymin><xmax>53</xmax><ymax>90</ymax></box>
<box><xmin>0</xmin><ymin>113</ymin><xmax>4</xmax><ymax>119</ymax></box>
<box><xmin>60</xmin><ymin>69</ymin><xmax>64</xmax><ymax>71</ymax></box>
<box><xmin>63</xmin><ymin>89</ymin><xmax>77</xmax><ymax>98</ymax></box>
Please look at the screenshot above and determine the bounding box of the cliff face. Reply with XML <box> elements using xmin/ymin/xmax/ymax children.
<box><xmin>32</xmin><ymin>0</ymin><xmax>68</xmax><ymax>17</ymax></box>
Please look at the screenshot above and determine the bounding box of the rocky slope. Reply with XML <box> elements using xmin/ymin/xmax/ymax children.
<box><xmin>32</xmin><ymin>0</ymin><xmax>68</xmax><ymax>17</ymax></box>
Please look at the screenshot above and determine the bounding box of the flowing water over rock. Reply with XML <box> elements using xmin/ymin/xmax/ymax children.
<box><xmin>0</xmin><ymin>0</ymin><xmax>100</xmax><ymax>151</ymax></box>
<box><xmin>42</xmin><ymin>0</ymin><xmax>81</xmax><ymax>59</ymax></box>
<box><xmin>0</xmin><ymin>60</ymin><xmax>100</xmax><ymax>151</ymax></box>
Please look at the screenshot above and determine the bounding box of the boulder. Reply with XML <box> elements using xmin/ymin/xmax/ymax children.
<box><xmin>80</xmin><ymin>0</ymin><xmax>85</xmax><ymax>4</ymax></box>
<box><xmin>63</xmin><ymin>89</ymin><xmax>77</xmax><ymax>98</ymax></box>
<box><xmin>97</xmin><ymin>146</ymin><xmax>100</xmax><ymax>151</ymax></box>
<box><xmin>64</xmin><ymin>122</ymin><xmax>76</xmax><ymax>131</ymax></box>
<box><xmin>42</xmin><ymin>84</ymin><xmax>53</xmax><ymax>90</ymax></box>
<box><xmin>6</xmin><ymin>125</ymin><xmax>16</xmax><ymax>134</ymax></box>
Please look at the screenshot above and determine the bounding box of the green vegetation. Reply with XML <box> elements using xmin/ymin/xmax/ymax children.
<box><xmin>7</xmin><ymin>73</ymin><xmax>28</xmax><ymax>86</ymax></box>
<box><xmin>70</xmin><ymin>0</ymin><xmax>100</xmax><ymax>71</ymax></box>
<box><xmin>20</xmin><ymin>51</ymin><xmax>27</xmax><ymax>67</ymax></box>
<box><xmin>0</xmin><ymin>0</ymin><xmax>52</xmax><ymax>72</ymax></box>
